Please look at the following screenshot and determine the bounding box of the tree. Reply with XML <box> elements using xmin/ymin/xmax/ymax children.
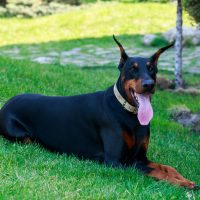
<box><xmin>0</xmin><ymin>0</ymin><xmax>6</xmax><ymax>7</ymax></box>
<box><xmin>174</xmin><ymin>0</ymin><xmax>183</xmax><ymax>89</ymax></box>
<box><xmin>184</xmin><ymin>0</ymin><xmax>200</xmax><ymax>24</ymax></box>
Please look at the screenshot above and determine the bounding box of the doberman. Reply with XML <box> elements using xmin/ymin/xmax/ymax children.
<box><xmin>0</xmin><ymin>35</ymin><xmax>199</xmax><ymax>190</ymax></box>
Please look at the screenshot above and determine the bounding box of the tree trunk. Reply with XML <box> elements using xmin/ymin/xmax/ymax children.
<box><xmin>174</xmin><ymin>0</ymin><xmax>183</xmax><ymax>88</ymax></box>
<box><xmin>0</xmin><ymin>0</ymin><xmax>6</xmax><ymax>7</ymax></box>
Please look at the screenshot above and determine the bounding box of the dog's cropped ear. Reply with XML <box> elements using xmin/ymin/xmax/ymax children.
<box><xmin>151</xmin><ymin>42</ymin><xmax>175</xmax><ymax>65</ymax></box>
<box><xmin>113</xmin><ymin>35</ymin><xmax>128</xmax><ymax>70</ymax></box>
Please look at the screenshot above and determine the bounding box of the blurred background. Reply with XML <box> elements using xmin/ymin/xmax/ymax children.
<box><xmin>0</xmin><ymin>0</ymin><xmax>199</xmax><ymax>18</ymax></box>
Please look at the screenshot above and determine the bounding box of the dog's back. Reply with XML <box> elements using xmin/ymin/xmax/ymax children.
<box><xmin>0</xmin><ymin>91</ymin><xmax>108</xmax><ymax>159</ymax></box>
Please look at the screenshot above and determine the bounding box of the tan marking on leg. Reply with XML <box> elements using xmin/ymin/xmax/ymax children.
<box><xmin>147</xmin><ymin>162</ymin><xmax>195</xmax><ymax>189</ymax></box>
<box><xmin>24</xmin><ymin>137</ymin><xmax>31</xmax><ymax>144</ymax></box>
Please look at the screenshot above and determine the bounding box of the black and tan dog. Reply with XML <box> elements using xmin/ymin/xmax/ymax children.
<box><xmin>0</xmin><ymin>36</ymin><xmax>198</xmax><ymax>189</ymax></box>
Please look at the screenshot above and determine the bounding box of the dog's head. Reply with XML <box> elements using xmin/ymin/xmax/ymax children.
<box><xmin>113</xmin><ymin>35</ymin><xmax>174</xmax><ymax>125</ymax></box>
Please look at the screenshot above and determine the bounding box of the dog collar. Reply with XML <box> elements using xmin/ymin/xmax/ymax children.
<box><xmin>113</xmin><ymin>84</ymin><xmax>137</xmax><ymax>114</ymax></box>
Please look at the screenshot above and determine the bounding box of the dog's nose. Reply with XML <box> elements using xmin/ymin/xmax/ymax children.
<box><xmin>142</xmin><ymin>79</ymin><xmax>155</xmax><ymax>90</ymax></box>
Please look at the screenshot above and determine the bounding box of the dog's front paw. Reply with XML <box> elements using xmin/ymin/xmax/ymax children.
<box><xmin>192</xmin><ymin>184</ymin><xmax>200</xmax><ymax>190</ymax></box>
<box><xmin>186</xmin><ymin>182</ymin><xmax>200</xmax><ymax>190</ymax></box>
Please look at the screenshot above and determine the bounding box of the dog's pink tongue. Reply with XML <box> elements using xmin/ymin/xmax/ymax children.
<box><xmin>135</xmin><ymin>93</ymin><xmax>153</xmax><ymax>125</ymax></box>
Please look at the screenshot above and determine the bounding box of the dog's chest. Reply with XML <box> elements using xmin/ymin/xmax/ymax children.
<box><xmin>120</xmin><ymin>125</ymin><xmax>149</xmax><ymax>163</ymax></box>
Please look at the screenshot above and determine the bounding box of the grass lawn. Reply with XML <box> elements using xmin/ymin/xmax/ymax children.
<box><xmin>0</xmin><ymin>2</ymin><xmax>200</xmax><ymax>200</ymax></box>
<box><xmin>0</xmin><ymin>2</ymin><xmax>192</xmax><ymax>47</ymax></box>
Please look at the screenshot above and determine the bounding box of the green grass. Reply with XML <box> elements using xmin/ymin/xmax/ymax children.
<box><xmin>0</xmin><ymin>2</ymin><xmax>192</xmax><ymax>47</ymax></box>
<box><xmin>0</xmin><ymin>57</ymin><xmax>200</xmax><ymax>199</ymax></box>
<box><xmin>0</xmin><ymin>1</ymin><xmax>200</xmax><ymax>199</ymax></box>
<box><xmin>0</xmin><ymin>2</ymin><xmax>194</xmax><ymax>65</ymax></box>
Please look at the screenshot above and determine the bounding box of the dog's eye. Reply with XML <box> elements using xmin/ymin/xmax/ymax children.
<box><xmin>149</xmin><ymin>65</ymin><xmax>154</xmax><ymax>71</ymax></box>
<box><xmin>147</xmin><ymin>62</ymin><xmax>154</xmax><ymax>72</ymax></box>
<box><xmin>133</xmin><ymin>63</ymin><xmax>138</xmax><ymax>70</ymax></box>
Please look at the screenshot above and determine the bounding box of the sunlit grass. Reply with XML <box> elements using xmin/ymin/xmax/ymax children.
<box><xmin>0</xmin><ymin>57</ymin><xmax>199</xmax><ymax>199</ymax></box>
<box><xmin>0</xmin><ymin>2</ymin><xmax>192</xmax><ymax>46</ymax></box>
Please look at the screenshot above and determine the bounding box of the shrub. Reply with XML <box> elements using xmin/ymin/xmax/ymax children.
<box><xmin>120</xmin><ymin>0</ymin><xmax>172</xmax><ymax>2</ymax></box>
<box><xmin>0</xmin><ymin>6</ymin><xmax>7</xmax><ymax>16</ymax></box>
<box><xmin>0</xmin><ymin>1</ymin><xmax>72</xmax><ymax>17</ymax></box>
<box><xmin>184</xmin><ymin>0</ymin><xmax>200</xmax><ymax>24</ymax></box>
<box><xmin>0</xmin><ymin>0</ymin><xmax>174</xmax><ymax>18</ymax></box>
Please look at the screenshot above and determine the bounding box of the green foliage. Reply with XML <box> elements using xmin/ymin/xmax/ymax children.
<box><xmin>148</xmin><ymin>35</ymin><xmax>169</xmax><ymax>47</ymax></box>
<box><xmin>0</xmin><ymin>2</ymin><xmax>191</xmax><ymax>46</ymax></box>
<box><xmin>0</xmin><ymin>6</ymin><xmax>6</xmax><ymax>16</ymax></box>
<box><xmin>0</xmin><ymin>1</ymin><xmax>176</xmax><ymax>18</ymax></box>
<box><xmin>184</xmin><ymin>0</ymin><xmax>200</xmax><ymax>24</ymax></box>
<box><xmin>120</xmin><ymin>0</ymin><xmax>171</xmax><ymax>2</ymax></box>
<box><xmin>0</xmin><ymin>0</ymin><xmax>77</xmax><ymax>17</ymax></box>
<box><xmin>0</xmin><ymin>0</ymin><xmax>6</xmax><ymax>7</ymax></box>
<box><xmin>49</xmin><ymin>0</ymin><xmax>81</xmax><ymax>5</ymax></box>
<box><xmin>50</xmin><ymin>0</ymin><xmax>172</xmax><ymax>3</ymax></box>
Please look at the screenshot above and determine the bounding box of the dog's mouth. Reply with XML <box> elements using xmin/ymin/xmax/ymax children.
<box><xmin>129</xmin><ymin>88</ymin><xmax>153</xmax><ymax>125</ymax></box>
<box><xmin>129</xmin><ymin>89</ymin><xmax>139</xmax><ymax>108</ymax></box>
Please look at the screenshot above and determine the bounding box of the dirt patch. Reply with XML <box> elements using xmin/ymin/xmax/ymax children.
<box><xmin>156</xmin><ymin>75</ymin><xmax>200</xmax><ymax>95</ymax></box>
<box><xmin>156</xmin><ymin>75</ymin><xmax>174</xmax><ymax>90</ymax></box>
<box><xmin>170</xmin><ymin>106</ymin><xmax>200</xmax><ymax>134</ymax></box>
<box><xmin>171</xmin><ymin>87</ymin><xmax>200</xmax><ymax>95</ymax></box>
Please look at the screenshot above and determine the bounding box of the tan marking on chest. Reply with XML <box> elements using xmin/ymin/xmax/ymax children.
<box><xmin>124</xmin><ymin>79</ymin><xmax>143</xmax><ymax>103</ymax></box>
<box><xmin>24</xmin><ymin>137</ymin><xmax>31</xmax><ymax>144</ymax></box>
<box><xmin>122</xmin><ymin>130</ymin><xmax>135</xmax><ymax>149</ymax></box>
<box><xmin>142</xmin><ymin>136</ymin><xmax>149</xmax><ymax>152</ymax></box>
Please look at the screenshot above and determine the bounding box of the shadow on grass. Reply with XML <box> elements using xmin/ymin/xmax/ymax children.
<box><xmin>0</xmin><ymin>33</ymin><xmax>169</xmax><ymax>70</ymax></box>
<box><xmin>0</xmin><ymin>34</ymin><xmax>142</xmax><ymax>49</ymax></box>
<box><xmin>0</xmin><ymin>33</ymin><xmax>167</xmax><ymax>51</ymax></box>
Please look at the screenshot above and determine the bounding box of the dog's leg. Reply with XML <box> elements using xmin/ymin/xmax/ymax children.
<box><xmin>147</xmin><ymin>162</ymin><xmax>197</xmax><ymax>189</ymax></box>
<box><xmin>132</xmin><ymin>127</ymin><xmax>198</xmax><ymax>189</ymax></box>
<box><xmin>101</xmin><ymin>127</ymin><xmax>123</xmax><ymax>167</ymax></box>
<box><xmin>136</xmin><ymin>161</ymin><xmax>198</xmax><ymax>189</ymax></box>
<box><xmin>0</xmin><ymin>114</ymin><xmax>31</xmax><ymax>143</ymax></box>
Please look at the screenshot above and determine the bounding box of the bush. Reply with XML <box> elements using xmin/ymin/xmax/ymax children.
<box><xmin>0</xmin><ymin>0</ymin><xmax>173</xmax><ymax>18</ymax></box>
<box><xmin>0</xmin><ymin>6</ymin><xmax>7</xmax><ymax>16</ymax></box>
<box><xmin>184</xmin><ymin>0</ymin><xmax>200</xmax><ymax>24</ymax></box>
<box><xmin>47</xmin><ymin>0</ymin><xmax>80</xmax><ymax>5</ymax></box>
<box><xmin>9</xmin><ymin>0</ymin><xmax>79</xmax><ymax>5</ymax></box>
<box><xmin>120</xmin><ymin>0</ymin><xmax>172</xmax><ymax>2</ymax></box>
<box><xmin>0</xmin><ymin>1</ymin><xmax>73</xmax><ymax>17</ymax></box>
